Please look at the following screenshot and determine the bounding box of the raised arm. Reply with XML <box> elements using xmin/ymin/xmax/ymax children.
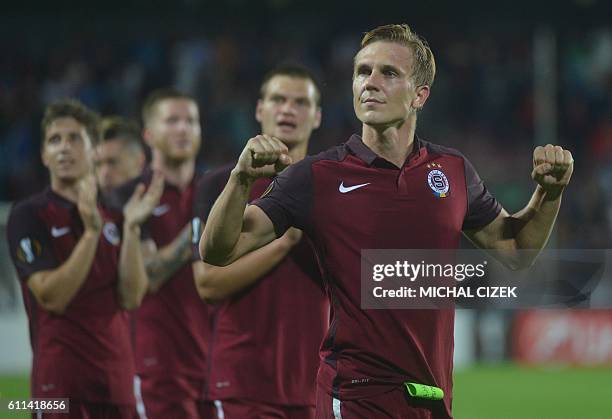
<box><xmin>200</xmin><ymin>135</ymin><xmax>292</xmax><ymax>266</ymax></box>
<box><xmin>465</xmin><ymin>144</ymin><xmax>573</xmax><ymax>268</ymax></box>
<box><xmin>27</xmin><ymin>177</ymin><xmax>102</xmax><ymax>314</ymax></box>
<box><xmin>118</xmin><ymin>173</ymin><xmax>163</xmax><ymax>308</ymax></box>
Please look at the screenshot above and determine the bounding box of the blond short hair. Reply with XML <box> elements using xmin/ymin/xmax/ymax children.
<box><xmin>141</xmin><ymin>88</ymin><xmax>196</xmax><ymax>126</ymax></box>
<box><xmin>360</xmin><ymin>24</ymin><xmax>436</xmax><ymax>87</ymax></box>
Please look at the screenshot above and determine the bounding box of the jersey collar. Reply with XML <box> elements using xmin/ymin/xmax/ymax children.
<box><xmin>346</xmin><ymin>134</ymin><xmax>423</xmax><ymax>168</ymax></box>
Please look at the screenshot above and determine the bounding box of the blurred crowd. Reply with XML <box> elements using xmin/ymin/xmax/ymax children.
<box><xmin>0</xmin><ymin>20</ymin><xmax>610</xmax><ymax>248</ymax></box>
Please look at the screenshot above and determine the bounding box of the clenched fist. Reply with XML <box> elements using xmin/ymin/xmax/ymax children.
<box><xmin>234</xmin><ymin>135</ymin><xmax>292</xmax><ymax>180</ymax></box>
<box><xmin>532</xmin><ymin>144</ymin><xmax>573</xmax><ymax>199</ymax></box>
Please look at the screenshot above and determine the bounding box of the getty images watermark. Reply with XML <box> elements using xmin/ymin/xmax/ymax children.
<box><xmin>360</xmin><ymin>249</ymin><xmax>612</xmax><ymax>309</ymax></box>
<box><xmin>371</xmin><ymin>259</ymin><xmax>516</xmax><ymax>298</ymax></box>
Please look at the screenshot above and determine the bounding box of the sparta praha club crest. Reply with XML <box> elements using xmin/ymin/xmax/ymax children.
<box><xmin>427</xmin><ymin>169</ymin><xmax>450</xmax><ymax>198</ymax></box>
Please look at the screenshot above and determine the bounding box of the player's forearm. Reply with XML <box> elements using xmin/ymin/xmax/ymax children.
<box><xmin>144</xmin><ymin>224</ymin><xmax>192</xmax><ymax>292</ymax></box>
<box><xmin>497</xmin><ymin>185</ymin><xmax>563</xmax><ymax>269</ymax></box>
<box><xmin>513</xmin><ymin>185</ymin><xmax>562</xmax><ymax>250</ymax></box>
<box><xmin>510</xmin><ymin>143</ymin><xmax>572</xmax><ymax>260</ymax></box>
<box><xmin>466</xmin><ymin>186</ymin><xmax>564</xmax><ymax>270</ymax></box>
<box><xmin>200</xmin><ymin>170</ymin><xmax>254</xmax><ymax>265</ymax></box>
<box><xmin>194</xmin><ymin>237</ymin><xmax>293</xmax><ymax>302</ymax></box>
<box><xmin>30</xmin><ymin>230</ymin><xmax>100</xmax><ymax>314</ymax></box>
<box><xmin>118</xmin><ymin>224</ymin><xmax>148</xmax><ymax>309</ymax></box>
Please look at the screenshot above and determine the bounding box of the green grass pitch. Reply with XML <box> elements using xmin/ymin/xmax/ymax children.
<box><xmin>452</xmin><ymin>364</ymin><xmax>612</xmax><ymax>419</ymax></box>
<box><xmin>0</xmin><ymin>375</ymin><xmax>29</xmax><ymax>419</ymax></box>
<box><xmin>0</xmin><ymin>365</ymin><xmax>610</xmax><ymax>418</ymax></box>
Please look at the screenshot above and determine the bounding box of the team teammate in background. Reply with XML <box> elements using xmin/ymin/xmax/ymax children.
<box><xmin>200</xmin><ymin>24</ymin><xmax>574</xmax><ymax>418</ymax></box>
<box><xmin>192</xmin><ymin>64</ymin><xmax>329</xmax><ymax>419</ymax></box>
<box><xmin>112</xmin><ymin>89</ymin><xmax>211</xmax><ymax>418</ymax></box>
<box><xmin>94</xmin><ymin>116</ymin><xmax>146</xmax><ymax>193</ymax></box>
<box><xmin>6</xmin><ymin>99</ymin><xmax>163</xmax><ymax>418</ymax></box>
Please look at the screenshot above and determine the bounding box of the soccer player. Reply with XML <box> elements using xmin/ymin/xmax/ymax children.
<box><xmin>192</xmin><ymin>64</ymin><xmax>329</xmax><ymax>419</ymax></box>
<box><xmin>6</xmin><ymin>99</ymin><xmax>163</xmax><ymax>419</ymax></box>
<box><xmin>94</xmin><ymin>116</ymin><xmax>146</xmax><ymax>193</ymax></box>
<box><xmin>200</xmin><ymin>24</ymin><xmax>574</xmax><ymax>419</ymax></box>
<box><xmin>115</xmin><ymin>89</ymin><xmax>210</xmax><ymax>418</ymax></box>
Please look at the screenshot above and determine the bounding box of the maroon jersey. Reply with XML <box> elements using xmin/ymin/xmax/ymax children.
<box><xmin>253</xmin><ymin>135</ymin><xmax>502</xmax><ymax>418</ymax></box>
<box><xmin>114</xmin><ymin>169</ymin><xmax>209</xmax><ymax>384</ymax></box>
<box><xmin>6</xmin><ymin>188</ymin><xmax>134</xmax><ymax>405</ymax></box>
<box><xmin>194</xmin><ymin>165</ymin><xmax>330</xmax><ymax>406</ymax></box>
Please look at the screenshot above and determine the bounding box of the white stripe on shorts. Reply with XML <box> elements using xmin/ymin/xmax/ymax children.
<box><xmin>214</xmin><ymin>400</ymin><xmax>225</xmax><ymax>419</ymax></box>
<box><xmin>133</xmin><ymin>375</ymin><xmax>148</xmax><ymax>419</ymax></box>
<box><xmin>332</xmin><ymin>397</ymin><xmax>343</xmax><ymax>419</ymax></box>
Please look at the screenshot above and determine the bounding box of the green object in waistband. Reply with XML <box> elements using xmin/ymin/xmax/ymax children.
<box><xmin>404</xmin><ymin>382</ymin><xmax>444</xmax><ymax>400</ymax></box>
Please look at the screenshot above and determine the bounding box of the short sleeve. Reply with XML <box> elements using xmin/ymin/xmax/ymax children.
<box><xmin>6</xmin><ymin>202</ymin><xmax>58</xmax><ymax>280</ymax></box>
<box><xmin>252</xmin><ymin>157</ymin><xmax>314</xmax><ymax>237</ymax></box>
<box><xmin>462</xmin><ymin>157</ymin><xmax>502</xmax><ymax>230</ymax></box>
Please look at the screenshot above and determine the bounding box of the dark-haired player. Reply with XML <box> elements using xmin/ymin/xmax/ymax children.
<box><xmin>193</xmin><ymin>64</ymin><xmax>329</xmax><ymax>419</ymax></box>
<box><xmin>7</xmin><ymin>99</ymin><xmax>162</xmax><ymax>419</ymax></box>
<box><xmin>94</xmin><ymin>116</ymin><xmax>146</xmax><ymax>193</ymax></box>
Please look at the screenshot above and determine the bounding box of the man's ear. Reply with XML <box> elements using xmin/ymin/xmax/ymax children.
<box><xmin>142</xmin><ymin>127</ymin><xmax>154</xmax><ymax>147</ymax></box>
<box><xmin>255</xmin><ymin>99</ymin><xmax>264</xmax><ymax>123</ymax></box>
<box><xmin>313</xmin><ymin>107</ymin><xmax>322</xmax><ymax>130</ymax></box>
<box><xmin>40</xmin><ymin>137</ymin><xmax>51</xmax><ymax>168</ymax></box>
<box><xmin>412</xmin><ymin>85</ymin><xmax>431</xmax><ymax>110</ymax></box>
<box><xmin>41</xmin><ymin>148</ymin><xmax>49</xmax><ymax>168</ymax></box>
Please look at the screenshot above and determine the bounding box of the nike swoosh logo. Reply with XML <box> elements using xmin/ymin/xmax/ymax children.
<box><xmin>51</xmin><ymin>226</ymin><xmax>70</xmax><ymax>237</ymax></box>
<box><xmin>339</xmin><ymin>181</ymin><xmax>371</xmax><ymax>193</ymax></box>
<box><xmin>152</xmin><ymin>204</ymin><xmax>170</xmax><ymax>217</ymax></box>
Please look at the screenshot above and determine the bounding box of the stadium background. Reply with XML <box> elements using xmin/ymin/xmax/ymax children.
<box><xmin>0</xmin><ymin>0</ymin><xmax>610</xmax><ymax>417</ymax></box>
